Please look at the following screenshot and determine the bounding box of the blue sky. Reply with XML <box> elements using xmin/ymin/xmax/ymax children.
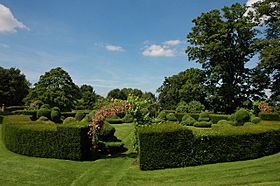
<box><xmin>0</xmin><ymin>0</ymin><xmax>255</xmax><ymax>96</ymax></box>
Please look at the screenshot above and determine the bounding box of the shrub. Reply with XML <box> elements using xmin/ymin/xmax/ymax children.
<box><xmin>181</xmin><ymin>114</ymin><xmax>196</xmax><ymax>126</ymax></box>
<box><xmin>75</xmin><ymin>112</ymin><xmax>86</xmax><ymax>121</ymax></box>
<box><xmin>258</xmin><ymin>112</ymin><xmax>280</xmax><ymax>121</ymax></box>
<box><xmin>198</xmin><ymin>112</ymin><xmax>210</xmax><ymax>122</ymax></box>
<box><xmin>166</xmin><ymin>113</ymin><xmax>177</xmax><ymax>122</ymax></box>
<box><xmin>187</xmin><ymin>101</ymin><xmax>205</xmax><ymax>113</ymax></box>
<box><xmin>51</xmin><ymin>109</ymin><xmax>61</xmax><ymax>123</ymax></box>
<box><xmin>194</xmin><ymin>121</ymin><xmax>212</xmax><ymax>128</ymax></box>
<box><xmin>99</xmin><ymin>121</ymin><xmax>117</xmax><ymax>142</ymax></box>
<box><xmin>29</xmin><ymin>100</ymin><xmax>44</xmax><ymax>110</ymax></box>
<box><xmin>2</xmin><ymin>122</ymin><xmax>90</xmax><ymax>160</ymax></box>
<box><xmin>40</xmin><ymin>104</ymin><xmax>51</xmax><ymax>109</ymax></box>
<box><xmin>37</xmin><ymin>108</ymin><xmax>51</xmax><ymax>119</ymax></box>
<box><xmin>63</xmin><ymin>117</ymin><xmax>77</xmax><ymax>124</ymax></box>
<box><xmin>234</xmin><ymin>108</ymin><xmax>250</xmax><ymax>126</ymax></box>
<box><xmin>189</xmin><ymin>113</ymin><xmax>200</xmax><ymax>120</ymax></box>
<box><xmin>122</xmin><ymin>113</ymin><xmax>134</xmax><ymax>123</ymax></box>
<box><xmin>209</xmin><ymin>114</ymin><xmax>229</xmax><ymax>124</ymax></box>
<box><xmin>61</xmin><ymin>112</ymin><xmax>76</xmax><ymax>118</ymax></box>
<box><xmin>157</xmin><ymin>111</ymin><xmax>167</xmax><ymax>120</ymax></box>
<box><xmin>52</xmin><ymin>107</ymin><xmax>60</xmax><ymax>112</ymax></box>
<box><xmin>37</xmin><ymin>116</ymin><xmax>49</xmax><ymax>121</ymax></box>
<box><xmin>106</xmin><ymin>118</ymin><xmax>123</xmax><ymax>124</ymax></box>
<box><xmin>251</xmin><ymin>116</ymin><xmax>261</xmax><ymax>124</ymax></box>
<box><xmin>214</xmin><ymin>120</ymin><xmax>233</xmax><ymax>128</ymax></box>
<box><xmin>176</xmin><ymin>101</ymin><xmax>188</xmax><ymax>113</ymax></box>
<box><xmin>244</xmin><ymin>122</ymin><xmax>255</xmax><ymax>126</ymax></box>
<box><xmin>138</xmin><ymin>123</ymin><xmax>280</xmax><ymax>170</ymax></box>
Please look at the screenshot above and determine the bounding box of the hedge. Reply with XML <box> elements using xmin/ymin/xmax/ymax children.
<box><xmin>1</xmin><ymin>122</ymin><xmax>91</xmax><ymax>160</ymax></box>
<box><xmin>106</xmin><ymin>118</ymin><xmax>123</xmax><ymax>124</ymax></box>
<box><xmin>258</xmin><ymin>112</ymin><xmax>280</xmax><ymax>121</ymax></box>
<box><xmin>138</xmin><ymin>123</ymin><xmax>280</xmax><ymax>170</ymax></box>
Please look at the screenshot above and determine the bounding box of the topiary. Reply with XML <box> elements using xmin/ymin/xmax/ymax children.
<box><xmin>166</xmin><ymin>113</ymin><xmax>177</xmax><ymax>122</ymax></box>
<box><xmin>99</xmin><ymin>121</ymin><xmax>117</xmax><ymax>142</ymax></box>
<box><xmin>157</xmin><ymin>111</ymin><xmax>167</xmax><ymax>120</ymax></box>
<box><xmin>234</xmin><ymin>108</ymin><xmax>250</xmax><ymax>126</ymax></box>
<box><xmin>176</xmin><ymin>101</ymin><xmax>188</xmax><ymax>113</ymax></box>
<box><xmin>51</xmin><ymin>109</ymin><xmax>61</xmax><ymax>123</ymax></box>
<box><xmin>187</xmin><ymin>101</ymin><xmax>205</xmax><ymax>113</ymax></box>
<box><xmin>37</xmin><ymin>108</ymin><xmax>51</xmax><ymax>119</ymax></box>
<box><xmin>198</xmin><ymin>112</ymin><xmax>210</xmax><ymax>122</ymax></box>
<box><xmin>181</xmin><ymin>114</ymin><xmax>196</xmax><ymax>126</ymax></box>
<box><xmin>215</xmin><ymin>120</ymin><xmax>233</xmax><ymax>127</ymax></box>
<box><xmin>194</xmin><ymin>121</ymin><xmax>212</xmax><ymax>128</ymax></box>
<box><xmin>40</xmin><ymin>104</ymin><xmax>51</xmax><ymax>109</ymax></box>
<box><xmin>251</xmin><ymin>116</ymin><xmax>261</xmax><ymax>124</ymax></box>
<box><xmin>244</xmin><ymin>122</ymin><xmax>255</xmax><ymax>126</ymax></box>
<box><xmin>122</xmin><ymin>113</ymin><xmax>134</xmax><ymax>123</ymax></box>
<box><xmin>52</xmin><ymin>107</ymin><xmax>60</xmax><ymax>112</ymax></box>
<box><xmin>63</xmin><ymin>117</ymin><xmax>77</xmax><ymax>124</ymax></box>
<box><xmin>37</xmin><ymin>116</ymin><xmax>49</xmax><ymax>121</ymax></box>
<box><xmin>75</xmin><ymin>112</ymin><xmax>86</xmax><ymax>121</ymax></box>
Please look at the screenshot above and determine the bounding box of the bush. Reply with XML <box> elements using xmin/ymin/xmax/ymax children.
<box><xmin>181</xmin><ymin>114</ymin><xmax>196</xmax><ymax>126</ymax></box>
<box><xmin>234</xmin><ymin>108</ymin><xmax>250</xmax><ymax>126</ymax></box>
<box><xmin>61</xmin><ymin>112</ymin><xmax>76</xmax><ymax>118</ymax></box>
<box><xmin>75</xmin><ymin>112</ymin><xmax>86</xmax><ymax>121</ymax></box>
<box><xmin>174</xmin><ymin>113</ymin><xmax>185</xmax><ymax>122</ymax></box>
<box><xmin>216</xmin><ymin>120</ymin><xmax>233</xmax><ymax>127</ymax></box>
<box><xmin>122</xmin><ymin>113</ymin><xmax>134</xmax><ymax>123</ymax></box>
<box><xmin>209</xmin><ymin>114</ymin><xmax>229</xmax><ymax>124</ymax></box>
<box><xmin>157</xmin><ymin>111</ymin><xmax>167</xmax><ymax>120</ymax></box>
<box><xmin>63</xmin><ymin>117</ymin><xmax>77</xmax><ymax>124</ymax></box>
<box><xmin>37</xmin><ymin>108</ymin><xmax>51</xmax><ymax>119</ymax></box>
<box><xmin>2</xmin><ymin>122</ymin><xmax>90</xmax><ymax>160</ymax></box>
<box><xmin>29</xmin><ymin>100</ymin><xmax>44</xmax><ymax>110</ymax></box>
<box><xmin>251</xmin><ymin>116</ymin><xmax>261</xmax><ymax>124</ymax></box>
<box><xmin>176</xmin><ymin>101</ymin><xmax>188</xmax><ymax>113</ymax></box>
<box><xmin>166</xmin><ymin>113</ymin><xmax>177</xmax><ymax>122</ymax></box>
<box><xmin>52</xmin><ymin>107</ymin><xmax>60</xmax><ymax>112</ymax></box>
<box><xmin>138</xmin><ymin>123</ymin><xmax>280</xmax><ymax>170</ymax></box>
<box><xmin>198</xmin><ymin>112</ymin><xmax>210</xmax><ymax>122</ymax></box>
<box><xmin>99</xmin><ymin>121</ymin><xmax>117</xmax><ymax>142</ymax></box>
<box><xmin>258</xmin><ymin>112</ymin><xmax>280</xmax><ymax>121</ymax></box>
<box><xmin>51</xmin><ymin>109</ymin><xmax>61</xmax><ymax>123</ymax></box>
<box><xmin>106</xmin><ymin>118</ymin><xmax>123</xmax><ymax>124</ymax></box>
<box><xmin>187</xmin><ymin>101</ymin><xmax>205</xmax><ymax>113</ymax></box>
<box><xmin>40</xmin><ymin>104</ymin><xmax>50</xmax><ymax>109</ymax></box>
<box><xmin>194</xmin><ymin>121</ymin><xmax>212</xmax><ymax>128</ymax></box>
<box><xmin>37</xmin><ymin>116</ymin><xmax>49</xmax><ymax>121</ymax></box>
<box><xmin>12</xmin><ymin>110</ymin><xmax>37</xmax><ymax>116</ymax></box>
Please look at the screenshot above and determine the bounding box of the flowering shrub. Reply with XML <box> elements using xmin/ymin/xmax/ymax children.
<box><xmin>258</xmin><ymin>102</ymin><xmax>272</xmax><ymax>113</ymax></box>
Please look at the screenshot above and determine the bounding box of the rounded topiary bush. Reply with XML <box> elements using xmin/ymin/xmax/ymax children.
<box><xmin>37</xmin><ymin>116</ymin><xmax>49</xmax><ymax>121</ymax></box>
<box><xmin>251</xmin><ymin>116</ymin><xmax>261</xmax><ymax>124</ymax></box>
<box><xmin>181</xmin><ymin>114</ymin><xmax>196</xmax><ymax>126</ymax></box>
<box><xmin>75</xmin><ymin>112</ymin><xmax>86</xmax><ymax>121</ymax></box>
<box><xmin>63</xmin><ymin>117</ymin><xmax>77</xmax><ymax>124</ymax></box>
<box><xmin>166</xmin><ymin>113</ymin><xmax>177</xmax><ymax>122</ymax></box>
<box><xmin>215</xmin><ymin>120</ymin><xmax>233</xmax><ymax>127</ymax></box>
<box><xmin>37</xmin><ymin>108</ymin><xmax>51</xmax><ymax>119</ymax></box>
<box><xmin>234</xmin><ymin>108</ymin><xmax>250</xmax><ymax>126</ymax></box>
<box><xmin>51</xmin><ymin>109</ymin><xmax>61</xmax><ymax>123</ymax></box>
<box><xmin>99</xmin><ymin>121</ymin><xmax>117</xmax><ymax>142</ymax></box>
<box><xmin>157</xmin><ymin>111</ymin><xmax>167</xmax><ymax>120</ymax></box>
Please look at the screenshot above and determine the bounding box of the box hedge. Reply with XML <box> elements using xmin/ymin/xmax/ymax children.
<box><xmin>258</xmin><ymin>112</ymin><xmax>280</xmax><ymax>121</ymax></box>
<box><xmin>1</xmin><ymin>122</ymin><xmax>91</xmax><ymax>160</ymax></box>
<box><xmin>138</xmin><ymin>123</ymin><xmax>280</xmax><ymax>170</ymax></box>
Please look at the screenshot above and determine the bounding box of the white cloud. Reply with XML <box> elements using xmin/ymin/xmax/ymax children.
<box><xmin>246</xmin><ymin>0</ymin><xmax>262</xmax><ymax>6</ymax></box>
<box><xmin>163</xmin><ymin>40</ymin><xmax>182</xmax><ymax>46</ymax></box>
<box><xmin>105</xmin><ymin>44</ymin><xmax>125</xmax><ymax>52</ymax></box>
<box><xmin>0</xmin><ymin>4</ymin><xmax>29</xmax><ymax>33</ymax></box>
<box><xmin>142</xmin><ymin>44</ymin><xmax>176</xmax><ymax>57</ymax></box>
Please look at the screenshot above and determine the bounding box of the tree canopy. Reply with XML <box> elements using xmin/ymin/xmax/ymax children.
<box><xmin>24</xmin><ymin>67</ymin><xmax>80</xmax><ymax>111</ymax></box>
<box><xmin>0</xmin><ymin>67</ymin><xmax>30</xmax><ymax>106</ymax></box>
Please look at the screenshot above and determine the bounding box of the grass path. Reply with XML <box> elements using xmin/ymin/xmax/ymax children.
<box><xmin>1</xmin><ymin>122</ymin><xmax>280</xmax><ymax>185</ymax></box>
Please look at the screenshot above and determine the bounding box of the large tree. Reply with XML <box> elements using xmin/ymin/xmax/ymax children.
<box><xmin>0</xmin><ymin>67</ymin><xmax>30</xmax><ymax>106</ymax></box>
<box><xmin>76</xmin><ymin>84</ymin><xmax>98</xmax><ymax>109</ymax></box>
<box><xmin>186</xmin><ymin>3</ymin><xmax>258</xmax><ymax>113</ymax></box>
<box><xmin>24</xmin><ymin>67</ymin><xmax>80</xmax><ymax>111</ymax></box>
<box><xmin>157</xmin><ymin>68</ymin><xmax>207</xmax><ymax>110</ymax></box>
<box><xmin>253</xmin><ymin>0</ymin><xmax>280</xmax><ymax>103</ymax></box>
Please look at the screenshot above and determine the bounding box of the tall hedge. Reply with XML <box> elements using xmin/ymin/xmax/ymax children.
<box><xmin>138</xmin><ymin>123</ymin><xmax>280</xmax><ymax>170</ymax></box>
<box><xmin>2</xmin><ymin>122</ymin><xmax>91</xmax><ymax>160</ymax></box>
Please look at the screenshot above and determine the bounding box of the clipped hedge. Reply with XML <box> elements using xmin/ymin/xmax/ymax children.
<box><xmin>106</xmin><ymin>118</ymin><xmax>123</xmax><ymax>124</ymax></box>
<box><xmin>258</xmin><ymin>112</ymin><xmax>280</xmax><ymax>121</ymax></box>
<box><xmin>2</xmin><ymin>122</ymin><xmax>91</xmax><ymax>160</ymax></box>
<box><xmin>138</xmin><ymin>123</ymin><xmax>280</xmax><ymax>170</ymax></box>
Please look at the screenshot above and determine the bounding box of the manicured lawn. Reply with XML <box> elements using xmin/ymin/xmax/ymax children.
<box><xmin>0</xmin><ymin>121</ymin><xmax>280</xmax><ymax>185</ymax></box>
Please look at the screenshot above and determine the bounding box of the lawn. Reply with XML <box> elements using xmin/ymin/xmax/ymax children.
<box><xmin>0</xmin><ymin>121</ymin><xmax>280</xmax><ymax>185</ymax></box>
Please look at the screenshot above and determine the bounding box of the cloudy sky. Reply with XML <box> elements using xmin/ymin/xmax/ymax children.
<box><xmin>0</xmin><ymin>0</ymin><xmax>257</xmax><ymax>96</ymax></box>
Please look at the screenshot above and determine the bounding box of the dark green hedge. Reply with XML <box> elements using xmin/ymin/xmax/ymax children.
<box><xmin>258</xmin><ymin>112</ymin><xmax>280</xmax><ymax>121</ymax></box>
<box><xmin>138</xmin><ymin>123</ymin><xmax>280</xmax><ymax>170</ymax></box>
<box><xmin>106</xmin><ymin>118</ymin><xmax>123</xmax><ymax>124</ymax></box>
<box><xmin>2</xmin><ymin>122</ymin><xmax>91</xmax><ymax>160</ymax></box>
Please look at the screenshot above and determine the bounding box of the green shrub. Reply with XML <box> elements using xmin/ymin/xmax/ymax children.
<box><xmin>209</xmin><ymin>114</ymin><xmax>229</xmax><ymax>124</ymax></box>
<box><xmin>138</xmin><ymin>123</ymin><xmax>280</xmax><ymax>170</ymax></box>
<box><xmin>51</xmin><ymin>109</ymin><xmax>61</xmax><ymax>123</ymax></box>
<box><xmin>106</xmin><ymin>115</ymin><xmax>120</xmax><ymax>120</ymax></box>
<box><xmin>37</xmin><ymin>116</ymin><xmax>49</xmax><ymax>121</ymax></box>
<box><xmin>174</xmin><ymin>113</ymin><xmax>185</xmax><ymax>122</ymax></box>
<box><xmin>244</xmin><ymin>122</ymin><xmax>255</xmax><ymax>126</ymax></box>
<box><xmin>106</xmin><ymin>118</ymin><xmax>123</xmax><ymax>124</ymax></box>
<box><xmin>187</xmin><ymin>101</ymin><xmax>205</xmax><ymax>113</ymax></box>
<box><xmin>176</xmin><ymin>101</ymin><xmax>188</xmax><ymax>113</ymax></box>
<box><xmin>104</xmin><ymin>142</ymin><xmax>126</xmax><ymax>154</ymax></box>
<box><xmin>157</xmin><ymin>111</ymin><xmax>167</xmax><ymax>120</ymax></box>
<box><xmin>99</xmin><ymin>121</ymin><xmax>117</xmax><ymax>141</ymax></box>
<box><xmin>12</xmin><ymin>110</ymin><xmax>37</xmax><ymax>116</ymax></box>
<box><xmin>2</xmin><ymin>122</ymin><xmax>90</xmax><ymax>160</ymax></box>
<box><xmin>216</xmin><ymin>120</ymin><xmax>233</xmax><ymax>127</ymax></box>
<box><xmin>63</xmin><ymin>117</ymin><xmax>77</xmax><ymax>124</ymax></box>
<box><xmin>166</xmin><ymin>113</ymin><xmax>177</xmax><ymax>122</ymax></box>
<box><xmin>181</xmin><ymin>114</ymin><xmax>196</xmax><ymax>126</ymax></box>
<box><xmin>234</xmin><ymin>108</ymin><xmax>251</xmax><ymax>126</ymax></box>
<box><xmin>251</xmin><ymin>116</ymin><xmax>261</xmax><ymax>124</ymax></box>
<box><xmin>61</xmin><ymin>112</ymin><xmax>76</xmax><ymax>118</ymax></box>
<box><xmin>122</xmin><ymin>113</ymin><xmax>134</xmax><ymax>123</ymax></box>
<box><xmin>40</xmin><ymin>104</ymin><xmax>50</xmax><ymax>109</ymax></box>
<box><xmin>75</xmin><ymin>112</ymin><xmax>86</xmax><ymax>121</ymax></box>
<box><xmin>52</xmin><ymin>107</ymin><xmax>60</xmax><ymax>112</ymax></box>
<box><xmin>194</xmin><ymin>121</ymin><xmax>212</xmax><ymax>128</ymax></box>
<box><xmin>258</xmin><ymin>112</ymin><xmax>280</xmax><ymax>121</ymax></box>
<box><xmin>198</xmin><ymin>112</ymin><xmax>210</xmax><ymax>122</ymax></box>
<box><xmin>37</xmin><ymin>108</ymin><xmax>51</xmax><ymax>119</ymax></box>
<box><xmin>189</xmin><ymin>113</ymin><xmax>200</xmax><ymax>120</ymax></box>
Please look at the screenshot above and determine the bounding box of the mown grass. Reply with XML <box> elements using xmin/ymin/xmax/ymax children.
<box><xmin>0</xmin><ymin>118</ymin><xmax>280</xmax><ymax>185</ymax></box>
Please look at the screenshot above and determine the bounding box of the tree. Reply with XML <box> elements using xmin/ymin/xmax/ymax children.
<box><xmin>107</xmin><ymin>88</ymin><xmax>144</xmax><ymax>100</ymax></box>
<box><xmin>157</xmin><ymin>68</ymin><xmax>207</xmax><ymax>110</ymax></box>
<box><xmin>24</xmin><ymin>67</ymin><xmax>80</xmax><ymax>111</ymax></box>
<box><xmin>0</xmin><ymin>67</ymin><xmax>30</xmax><ymax>106</ymax></box>
<box><xmin>186</xmin><ymin>3</ymin><xmax>258</xmax><ymax>113</ymax></box>
<box><xmin>253</xmin><ymin>0</ymin><xmax>280</xmax><ymax>103</ymax></box>
<box><xmin>76</xmin><ymin>84</ymin><xmax>97</xmax><ymax>109</ymax></box>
